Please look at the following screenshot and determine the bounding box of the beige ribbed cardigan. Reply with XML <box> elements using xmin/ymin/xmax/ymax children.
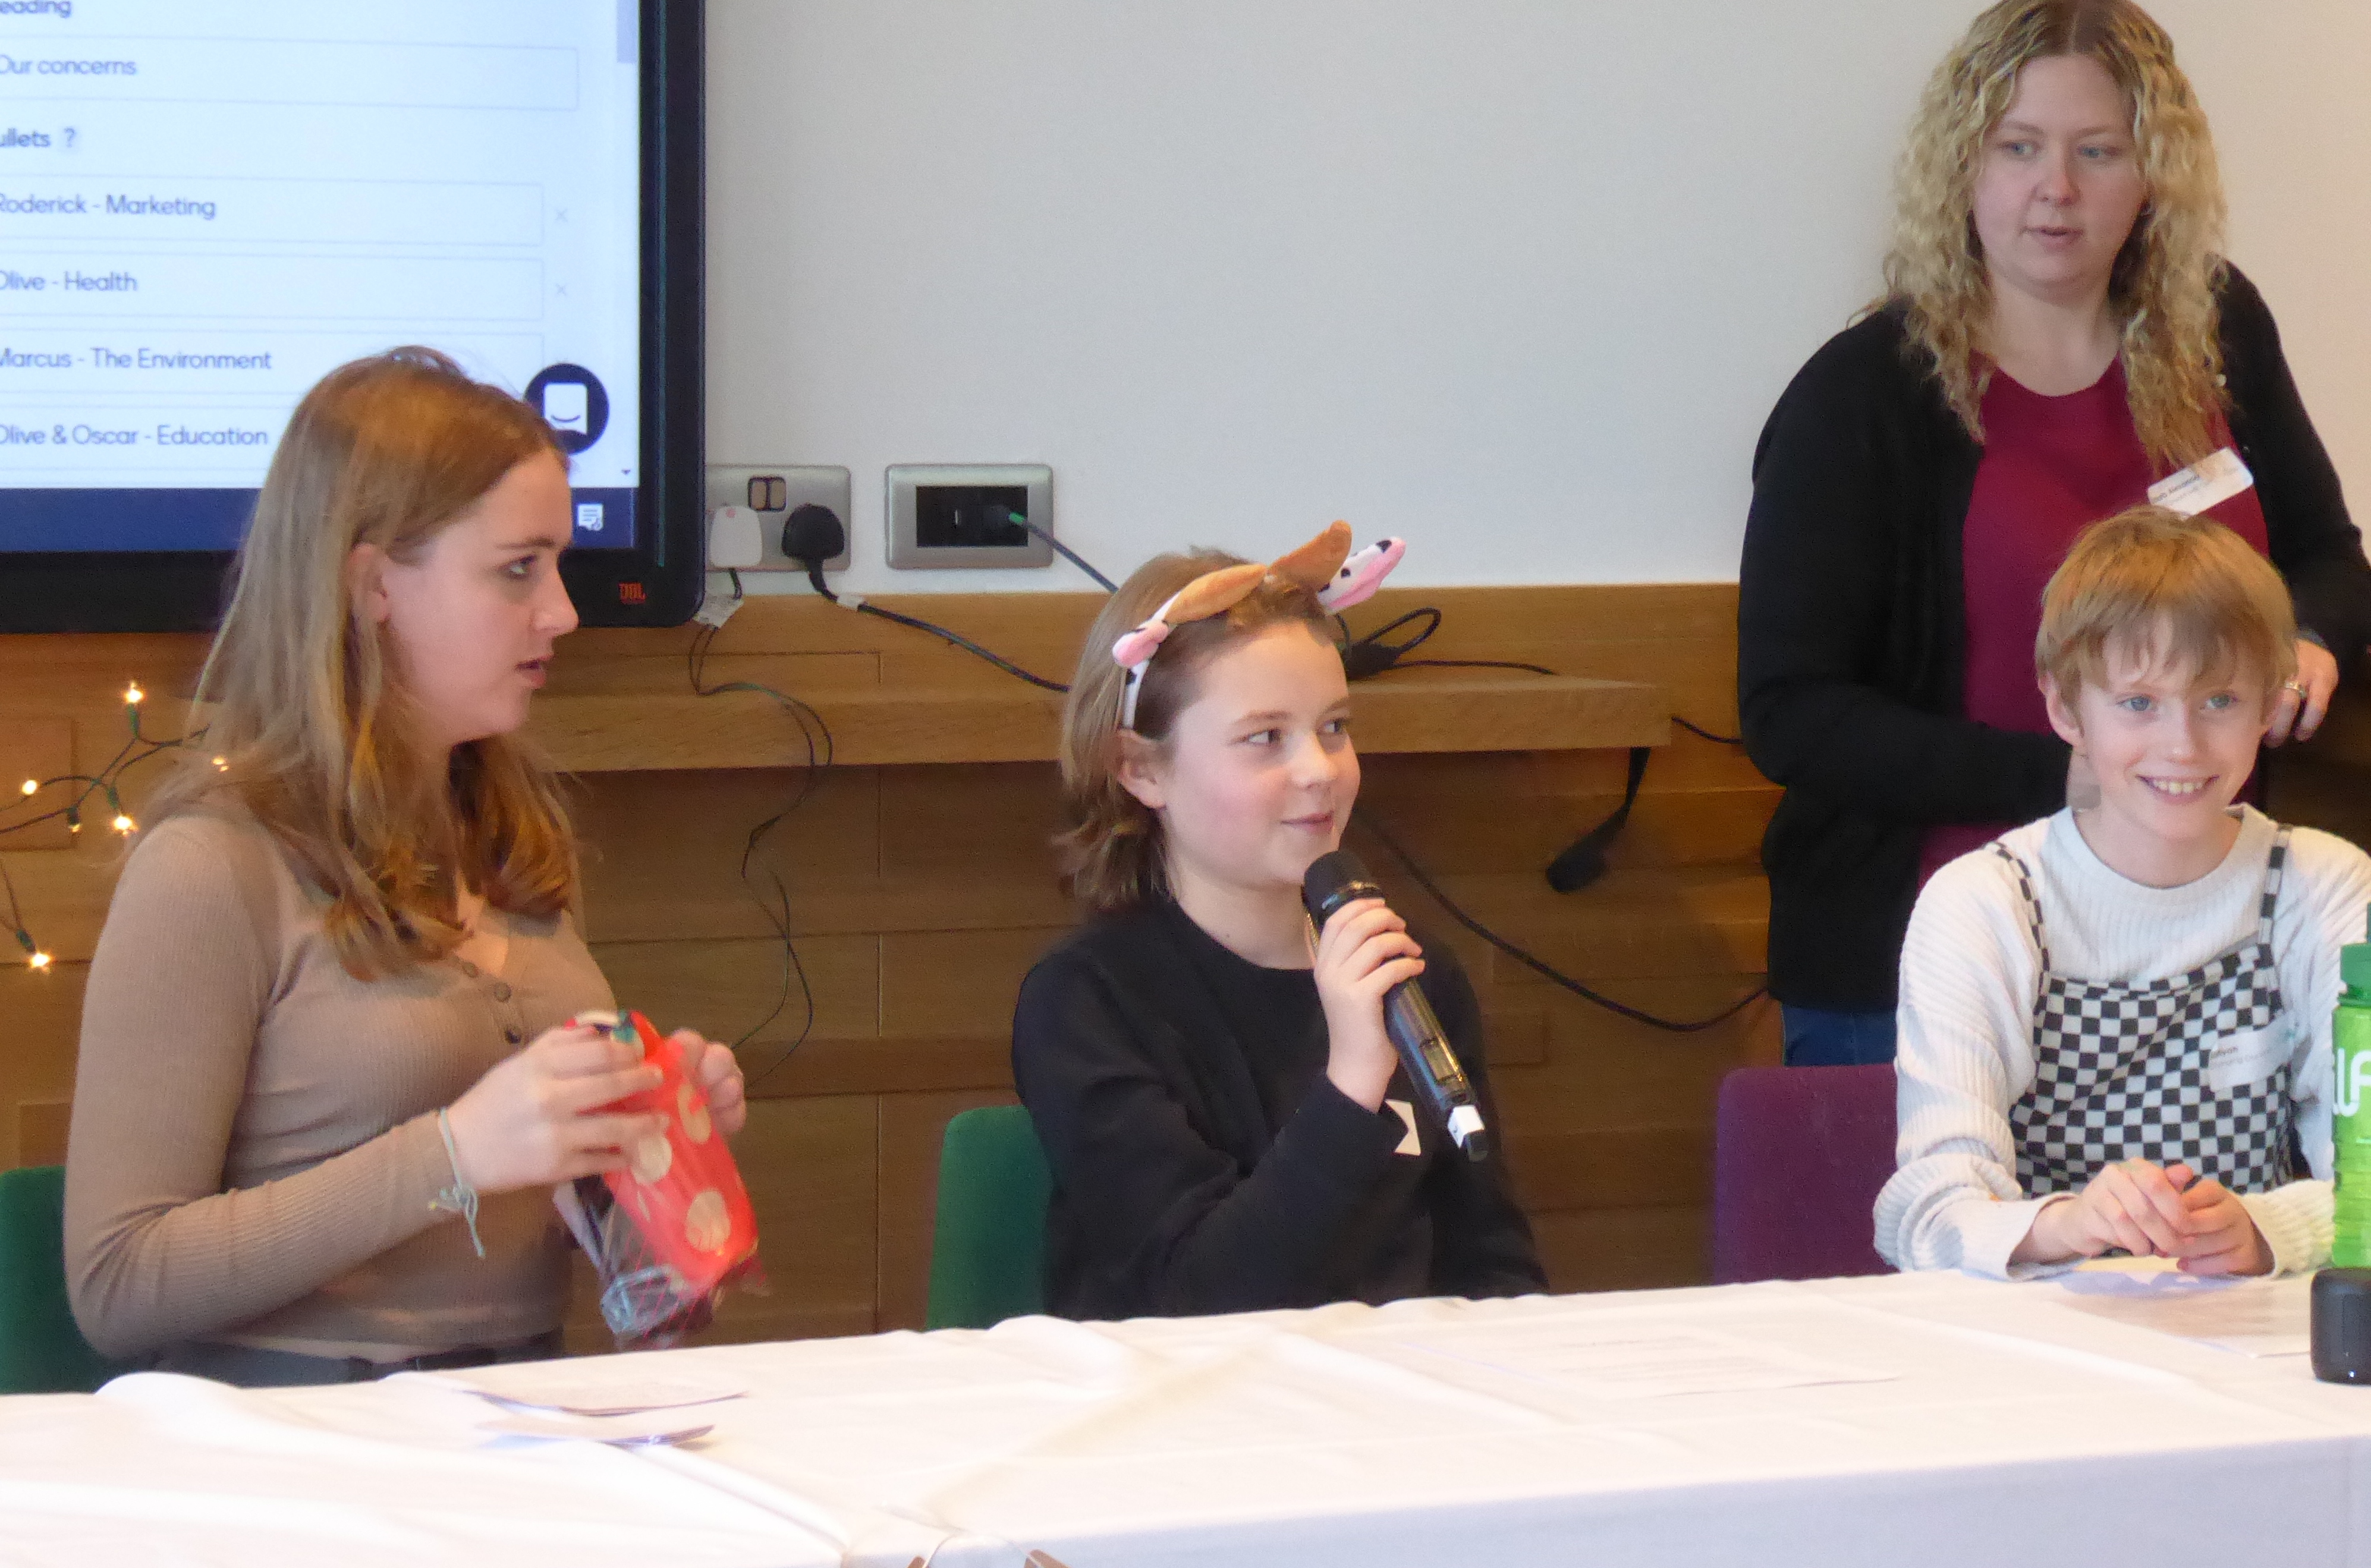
<box><xmin>64</xmin><ymin>809</ymin><xmax>611</xmax><ymax>1361</ymax></box>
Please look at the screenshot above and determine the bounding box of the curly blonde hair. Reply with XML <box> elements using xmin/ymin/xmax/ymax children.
<box><xmin>1883</xmin><ymin>0</ymin><xmax>2227</xmax><ymax>469</ymax></box>
<box><xmin>1055</xmin><ymin>551</ymin><xmax>1334</xmax><ymax>913</ymax></box>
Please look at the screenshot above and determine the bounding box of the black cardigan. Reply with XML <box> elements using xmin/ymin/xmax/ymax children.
<box><xmin>1011</xmin><ymin>901</ymin><xmax>1545</xmax><ymax>1321</ymax></box>
<box><xmin>1738</xmin><ymin>266</ymin><xmax>2371</xmax><ymax>1011</ymax></box>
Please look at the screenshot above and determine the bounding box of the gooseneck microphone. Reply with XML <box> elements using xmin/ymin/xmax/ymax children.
<box><xmin>1301</xmin><ymin>848</ymin><xmax>1490</xmax><ymax>1161</ymax></box>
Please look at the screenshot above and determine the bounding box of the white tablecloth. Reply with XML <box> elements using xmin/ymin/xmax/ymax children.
<box><xmin>0</xmin><ymin>1369</ymin><xmax>844</xmax><ymax>1568</ymax></box>
<box><xmin>13</xmin><ymin>1271</ymin><xmax>2371</xmax><ymax>1567</ymax></box>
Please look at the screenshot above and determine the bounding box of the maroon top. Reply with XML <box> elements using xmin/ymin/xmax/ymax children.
<box><xmin>1918</xmin><ymin>360</ymin><xmax>2271</xmax><ymax>881</ymax></box>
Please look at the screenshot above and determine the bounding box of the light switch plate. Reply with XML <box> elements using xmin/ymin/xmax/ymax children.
<box><xmin>885</xmin><ymin>464</ymin><xmax>1054</xmax><ymax>569</ymax></box>
<box><xmin>703</xmin><ymin>464</ymin><xmax>851</xmax><ymax>572</ymax></box>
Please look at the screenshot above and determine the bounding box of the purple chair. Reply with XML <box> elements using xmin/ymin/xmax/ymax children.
<box><xmin>1710</xmin><ymin>1064</ymin><xmax>1898</xmax><ymax>1284</ymax></box>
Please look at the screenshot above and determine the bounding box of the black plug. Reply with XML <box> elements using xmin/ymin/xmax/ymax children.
<box><xmin>1545</xmin><ymin>746</ymin><xmax>1651</xmax><ymax>893</ymax></box>
<box><xmin>781</xmin><ymin>504</ymin><xmax>846</xmax><ymax>600</ymax></box>
<box><xmin>1341</xmin><ymin>638</ymin><xmax>1403</xmax><ymax>681</ymax></box>
<box><xmin>1544</xmin><ymin>825</ymin><xmax>1617</xmax><ymax>893</ymax></box>
<box><xmin>1339</xmin><ymin>608</ymin><xmax>1442</xmax><ymax>684</ymax></box>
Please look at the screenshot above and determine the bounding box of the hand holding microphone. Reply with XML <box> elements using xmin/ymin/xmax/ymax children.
<box><xmin>1303</xmin><ymin>849</ymin><xmax>1492</xmax><ymax>1161</ymax></box>
<box><xmin>1309</xmin><ymin>892</ymin><xmax>1422</xmax><ymax>1113</ymax></box>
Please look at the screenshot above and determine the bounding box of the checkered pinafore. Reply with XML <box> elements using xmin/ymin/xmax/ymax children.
<box><xmin>1996</xmin><ymin>829</ymin><xmax>2294</xmax><ymax>1197</ymax></box>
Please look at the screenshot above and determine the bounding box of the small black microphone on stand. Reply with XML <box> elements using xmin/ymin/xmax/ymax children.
<box><xmin>1302</xmin><ymin>848</ymin><xmax>1490</xmax><ymax>1161</ymax></box>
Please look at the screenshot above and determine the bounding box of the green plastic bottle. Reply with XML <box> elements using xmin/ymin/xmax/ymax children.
<box><xmin>2332</xmin><ymin>908</ymin><xmax>2371</xmax><ymax>1269</ymax></box>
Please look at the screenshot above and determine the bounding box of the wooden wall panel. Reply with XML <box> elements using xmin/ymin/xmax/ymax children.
<box><xmin>750</xmin><ymin>1036</ymin><xmax>1009</xmax><ymax>1100</ymax></box>
<box><xmin>3</xmin><ymin>583</ymin><xmax>1850</xmax><ymax>1345</ymax></box>
<box><xmin>573</xmin><ymin>767</ymin><xmax>883</xmax><ymax>943</ymax></box>
<box><xmin>1532</xmin><ymin>1207</ymin><xmax>1710</xmax><ymax>1295</ymax></box>
<box><xmin>0</xmin><ymin>963</ymin><xmax>87</xmax><ymax>1168</ymax></box>
<box><xmin>592</xmin><ymin>934</ymin><xmax>882</xmax><ymax>1049</ymax></box>
<box><xmin>876</xmin><ymin>765</ymin><xmax>1069</xmax><ymax>878</ymax></box>
<box><xmin>18</xmin><ymin>1101</ymin><xmax>70</xmax><ymax>1169</ymax></box>
<box><xmin>881</xmin><ymin>928</ymin><xmax>1070</xmax><ymax>1039</ymax></box>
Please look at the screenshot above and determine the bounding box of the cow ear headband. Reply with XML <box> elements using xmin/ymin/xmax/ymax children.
<box><xmin>1112</xmin><ymin>521</ymin><xmax>1407</xmax><ymax>730</ymax></box>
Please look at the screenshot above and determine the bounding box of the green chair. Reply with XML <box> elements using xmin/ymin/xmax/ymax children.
<box><xmin>0</xmin><ymin>1164</ymin><xmax>124</xmax><ymax>1394</ymax></box>
<box><xmin>925</xmin><ymin>1106</ymin><xmax>1052</xmax><ymax>1330</ymax></box>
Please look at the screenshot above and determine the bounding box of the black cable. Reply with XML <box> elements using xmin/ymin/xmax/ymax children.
<box><xmin>851</xmin><ymin>600</ymin><xmax>1071</xmax><ymax>694</ymax></box>
<box><xmin>1339</xmin><ymin>607</ymin><xmax>1437</xmax><ymax>679</ymax></box>
<box><xmin>1329</xmin><ymin>610</ymin><xmax>1740</xmax><ymax>741</ymax></box>
<box><xmin>0</xmin><ymin>851</ymin><xmax>36</xmax><ymax>964</ymax></box>
<box><xmin>687</xmin><ymin>617</ymin><xmax>832</xmax><ymax>1085</ymax></box>
<box><xmin>1339</xmin><ymin>608</ymin><xmax>1561</xmax><ymax>681</ymax></box>
<box><xmin>1674</xmin><ymin>716</ymin><xmax>1744</xmax><ymax>746</ymax></box>
<box><xmin>1545</xmin><ymin>746</ymin><xmax>1649</xmax><ymax>893</ymax></box>
<box><xmin>1357</xmin><ymin>810</ymin><xmax>1769</xmax><ymax>1035</ymax></box>
<box><xmin>785</xmin><ymin>552</ymin><xmax>1073</xmax><ymax>694</ymax></box>
<box><xmin>1014</xmin><ymin>515</ymin><xmax>1117</xmax><ymax>591</ymax></box>
<box><xmin>1356</xmin><ymin>606</ymin><xmax>1439</xmax><ymax>650</ymax></box>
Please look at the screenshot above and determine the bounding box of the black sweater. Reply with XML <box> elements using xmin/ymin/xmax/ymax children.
<box><xmin>1011</xmin><ymin>899</ymin><xmax>1546</xmax><ymax>1321</ymax></box>
<box><xmin>1738</xmin><ymin>266</ymin><xmax>2371</xmax><ymax>1012</ymax></box>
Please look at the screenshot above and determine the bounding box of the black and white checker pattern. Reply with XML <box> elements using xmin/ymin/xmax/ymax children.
<box><xmin>1994</xmin><ymin>833</ymin><xmax>2294</xmax><ymax>1197</ymax></box>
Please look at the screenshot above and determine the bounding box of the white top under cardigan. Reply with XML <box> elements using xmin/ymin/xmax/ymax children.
<box><xmin>1875</xmin><ymin>805</ymin><xmax>2371</xmax><ymax>1279</ymax></box>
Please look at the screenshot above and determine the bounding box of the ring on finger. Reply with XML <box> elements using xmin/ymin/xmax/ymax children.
<box><xmin>2285</xmin><ymin>680</ymin><xmax>2307</xmax><ymax>695</ymax></box>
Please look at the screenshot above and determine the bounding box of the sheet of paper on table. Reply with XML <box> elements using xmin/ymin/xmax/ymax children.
<box><xmin>153</xmin><ymin>1373</ymin><xmax>722</xmax><ymax>1452</ymax></box>
<box><xmin>403</xmin><ymin>1368</ymin><xmax>750</xmax><ymax>1418</ymax></box>
<box><xmin>475</xmin><ymin>1408</ymin><xmax>719</xmax><ymax>1447</ymax></box>
<box><xmin>1377</xmin><ymin>1321</ymin><xmax>1897</xmax><ymax>1399</ymax></box>
<box><xmin>2052</xmin><ymin>1258</ymin><xmax>2310</xmax><ymax>1357</ymax></box>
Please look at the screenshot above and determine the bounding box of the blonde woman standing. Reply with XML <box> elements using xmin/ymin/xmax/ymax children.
<box><xmin>65</xmin><ymin>350</ymin><xmax>747</xmax><ymax>1385</ymax></box>
<box><xmin>1738</xmin><ymin>0</ymin><xmax>2371</xmax><ymax>1065</ymax></box>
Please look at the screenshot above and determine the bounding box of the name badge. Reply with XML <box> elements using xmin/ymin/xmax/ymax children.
<box><xmin>2206</xmin><ymin>1025</ymin><xmax>2290</xmax><ymax>1092</ymax></box>
<box><xmin>2148</xmin><ymin>447</ymin><xmax>2254</xmax><ymax>518</ymax></box>
<box><xmin>1386</xmin><ymin>1098</ymin><xmax>1421</xmax><ymax>1157</ymax></box>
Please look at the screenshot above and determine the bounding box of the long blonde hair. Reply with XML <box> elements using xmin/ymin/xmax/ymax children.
<box><xmin>1883</xmin><ymin>0</ymin><xmax>2227</xmax><ymax>468</ymax></box>
<box><xmin>1056</xmin><ymin>551</ymin><xmax>1334</xmax><ymax>913</ymax></box>
<box><xmin>146</xmin><ymin>348</ymin><xmax>580</xmax><ymax>979</ymax></box>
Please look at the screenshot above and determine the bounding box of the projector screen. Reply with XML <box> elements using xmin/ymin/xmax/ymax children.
<box><xmin>0</xmin><ymin>0</ymin><xmax>702</xmax><ymax>628</ymax></box>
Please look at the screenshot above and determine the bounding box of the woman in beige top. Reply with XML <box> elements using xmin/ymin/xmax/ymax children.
<box><xmin>64</xmin><ymin>348</ymin><xmax>748</xmax><ymax>1386</ymax></box>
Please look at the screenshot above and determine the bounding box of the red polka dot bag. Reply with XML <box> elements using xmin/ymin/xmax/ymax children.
<box><xmin>552</xmin><ymin>1010</ymin><xmax>766</xmax><ymax>1346</ymax></box>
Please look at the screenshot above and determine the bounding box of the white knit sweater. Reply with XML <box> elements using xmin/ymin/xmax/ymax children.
<box><xmin>1875</xmin><ymin>805</ymin><xmax>2371</xmax><ymax>1280</ymax></box>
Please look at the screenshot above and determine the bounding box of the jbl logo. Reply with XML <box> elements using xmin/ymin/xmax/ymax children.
<box><xmin>619</xmin><ymin>581</ymin><xmax>646</xmax><ymax>604</ymax></box>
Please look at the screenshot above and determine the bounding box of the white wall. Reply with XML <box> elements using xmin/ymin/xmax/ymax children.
<box><xmin>705</xmin><ymin>0</ymin><xmax>2371</xmax><ymax>594</ymax></box>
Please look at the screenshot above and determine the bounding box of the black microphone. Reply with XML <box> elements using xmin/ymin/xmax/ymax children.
<box><xmin>1301</xmin><ymin>848</ymin><xmax>1490</xmax><ymax>1161</ymax></box>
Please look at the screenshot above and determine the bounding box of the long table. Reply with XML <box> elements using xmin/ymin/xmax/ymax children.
<box><xmin>7</xmin><ymin>1269</ymin><xmax>2370</xmax><ymax>1567</ymax></box>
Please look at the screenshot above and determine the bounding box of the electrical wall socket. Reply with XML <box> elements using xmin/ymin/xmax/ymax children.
<box><xmin>703</xmin><ymin>464</ymin><xmax>851</xmax><ymax>572</ymax></box>
<box><xmin>885</xmin><ymin>464</ymin><xmax>1054</xmax><ymax>569</ymax></box>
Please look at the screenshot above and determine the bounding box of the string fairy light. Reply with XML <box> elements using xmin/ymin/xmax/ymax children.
<box><xmin>2</xmin><ymin>858</ymin><xmax>50</xmax><ymax>974</ymax></box>
<box><xmin>2</xmin><ymin>673</ymin><xmax>207</xmax><ymax>973</ymax></box>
